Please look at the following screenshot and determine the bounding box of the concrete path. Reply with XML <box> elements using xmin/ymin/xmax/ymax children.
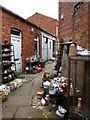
<box><xmin>2</xmin><ymin>61</ymin><xmax>60</xmax><ymax>119</ymax></box>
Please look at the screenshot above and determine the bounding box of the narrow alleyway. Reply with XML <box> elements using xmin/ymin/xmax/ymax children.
<box><xmin>2</xmin><ymin>61</ymin><xmax>60</xmax><ymax>119</ymax></box>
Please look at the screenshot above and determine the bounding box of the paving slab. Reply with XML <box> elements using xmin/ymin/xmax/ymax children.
<box><xmin>3</xmin><ymin>96</ymin><xmax>32</xmax><ymax>106</ymax></box>
<box><xmin>2</xmin><ymin>106</ymin><xmax>17</xmax><ymax>118</ymax></box>
<box><xmin>0</xmin><ymin>102</ymin><xmax>2</xmax><ymax>119</ymax></box>
<box><xmin>14</xmin><ymin>106</ymin><xmax>44</xmax><ymax>118</ymax></box>
<box><xmin>9</xmin><ymin>82</ymin><xmax>34</xmax><ymax>96</ymax></box>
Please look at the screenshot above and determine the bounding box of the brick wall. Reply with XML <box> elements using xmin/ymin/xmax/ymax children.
<box><xmin>89</xmin><ymin>2</ymin><xmax>90</xmax><ymax>50</ymax></box>
<box><xmin>73</xmin><ymin>2</ymin><xmax>89</xmax><ymax>50</ymax></box>
<box><xmin>0</xmin><ymin>8</ymin><xmax>2</xmax><ymax>40</ymax></box>
<box><xmin>27</xmin><ymin>13</ymin><xmax>58</xmax><ymax>36</ymax></box>
<box><xmin>59</xmin><ymin>2</ymin><xmax>90</xmax><ymax>50</ymax></box>
<box><xmin>59</xmin><ymin>1</ymin><xmax>90</xmax><ymax>94</ymax></box>
<box><xmin>59</xmin><ymin>2</ymin><xmax>74</xmax><ymax>42</ymax></box>
<box><xmin>1</xmin><ymin>10</ymin><xmax>42</xmax><ymax>70</ymax></box>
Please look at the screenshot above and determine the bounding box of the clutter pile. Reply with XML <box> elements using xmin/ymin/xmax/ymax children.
<box><xmin>25</xmin><ymin>56</ymin><xmax>44</xmax><ymax>74</ymax></box>
<box><xmin>56</xmin><ymin>106</ymin><xmax>67</xmax><ymax>118</ymax></box>
<box><xmin>42</xmin><ymin>72</ymin><xmax>68</xmax><ymax>95</ymax></box>
<box><xmin>0</xmin><ymin>79</ymin><xmax>22</xmax><ymax>102</ymax></box>
<box><xmin>36</xmin><ymin>71</ymin><xmax>68</xmax><ymax>118</ymax></box>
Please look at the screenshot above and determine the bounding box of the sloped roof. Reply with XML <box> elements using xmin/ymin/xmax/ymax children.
<box><xmin>27</xmin><ymin>12</ymin><xmax>58</xmax><ymax>36</ymax></box>
<box><xmin>0</xmin><ymin>5</ymin><xmax>56</xmax><ymax>38</ymax></box>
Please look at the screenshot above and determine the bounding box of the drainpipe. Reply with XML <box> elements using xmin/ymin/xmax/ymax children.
<box><xmin>46</xmin><ymin>37</ymin><xmax>48</xmax><ymax>61</ymax></box>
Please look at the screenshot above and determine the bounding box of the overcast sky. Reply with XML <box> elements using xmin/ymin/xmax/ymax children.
<box><xmin>0</xmin><ymin>0</ymin><xmax>59</xmax><ymax>20</ymax></box>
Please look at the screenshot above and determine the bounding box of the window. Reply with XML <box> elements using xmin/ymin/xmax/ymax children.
<box><xmin>73</xmin><ymin>1</ymin><xmax>83</xmax><ymax>16</ymax></box>
<box><xmin>34</xmin><ymin>35</ymin><xmax>38</xmax><ymax>39</ymax></box>
<box><xmin>44</xmin><ymin>37</ymin><xmax>48</xmax><ymax>43</ymax></box>
<box><xmin>11</xmin><ymin>29</ymin><xmax>20</xmax><ymax>36</ymax></box>
<box><xmin>50</xmin><ymin>42</ymin><xmax>51</xmax><ymax>49</ymax></box>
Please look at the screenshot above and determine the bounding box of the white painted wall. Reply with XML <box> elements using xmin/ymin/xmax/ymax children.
<box><xmin>41</xmin><ymin>32</ymin><xmax>56</xmax><ymax>61</ymax></box>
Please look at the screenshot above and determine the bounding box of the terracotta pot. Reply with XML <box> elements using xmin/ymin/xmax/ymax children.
<box><xmin>77</xmin><ymin>98</ymin><xmax>82</xmax><ymax>110</ymax></box>
<box><xmin>37</xmin><ymin>90</ymin><xmax>44</xmax><ymax>99</ymax></box>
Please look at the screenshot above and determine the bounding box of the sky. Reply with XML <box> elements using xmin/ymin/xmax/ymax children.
<box><xmin>0</xmin><ymin>0</ymin><xmax>59</xmax><ymax>20</ymax></box>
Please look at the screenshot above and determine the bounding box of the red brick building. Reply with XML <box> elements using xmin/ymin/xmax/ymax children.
<box><xmin>58</xmin><ymin>1</ymin><xmax>90</xmax><ymax>50</ymax></box>
<box><xmin>27</xmin><ymin>13</ymin><xmax>59</xmax><ymax>52</ymax></box>
<box><xmin>0</xmin><ymin>6</ymin><xmax>56</xmax><ymax>72</ymax></box>
<box><xmin>58</xmin><ymin>1</ymin><xmax>90</xmax><ymax>119</ymax></box>
<box><xmin>27</xmin><ymin>12</ymin><xmax>58</xmax><ymax>37</ymax></box>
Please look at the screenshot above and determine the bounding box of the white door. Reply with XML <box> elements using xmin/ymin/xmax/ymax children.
<box><xmin>42</xmin><ymin>37</ymin><xmax>48</xmax><ymax>61</ymax></box>
<box><xmin>11</xmin><ymin>29</ymin><xmax>22</xmax><ymax>72</ymax></box>
<box><xmin>48</xmin><ymin>40</ymin><xmax>52</xmax><ymax>59</ymax></box>
<box><xmin>34</xmin><ymin>35</ymin><xmax>39</xmax><ymax>58</ymax></box>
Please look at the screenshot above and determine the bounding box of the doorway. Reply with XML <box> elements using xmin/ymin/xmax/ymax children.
<box><xmin>34</xmin><ymin>35</ymin><xmax>39</xmax><ymax>58</ymax></box>
<box><xmin>11</xmin><ymin>28</ymin><xmax>22</xmax><ymax>72</ymax></box>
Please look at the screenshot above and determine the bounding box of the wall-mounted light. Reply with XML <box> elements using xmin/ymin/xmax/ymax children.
<box><xmin>61</xmin><ymin>13</ymin><xmax>64</xmax><ymax>20</ymax></box>
<box><xmin>31</xmin><ymin>28</ymin><xmax>34</xmax><ymax>32</ymax></box>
